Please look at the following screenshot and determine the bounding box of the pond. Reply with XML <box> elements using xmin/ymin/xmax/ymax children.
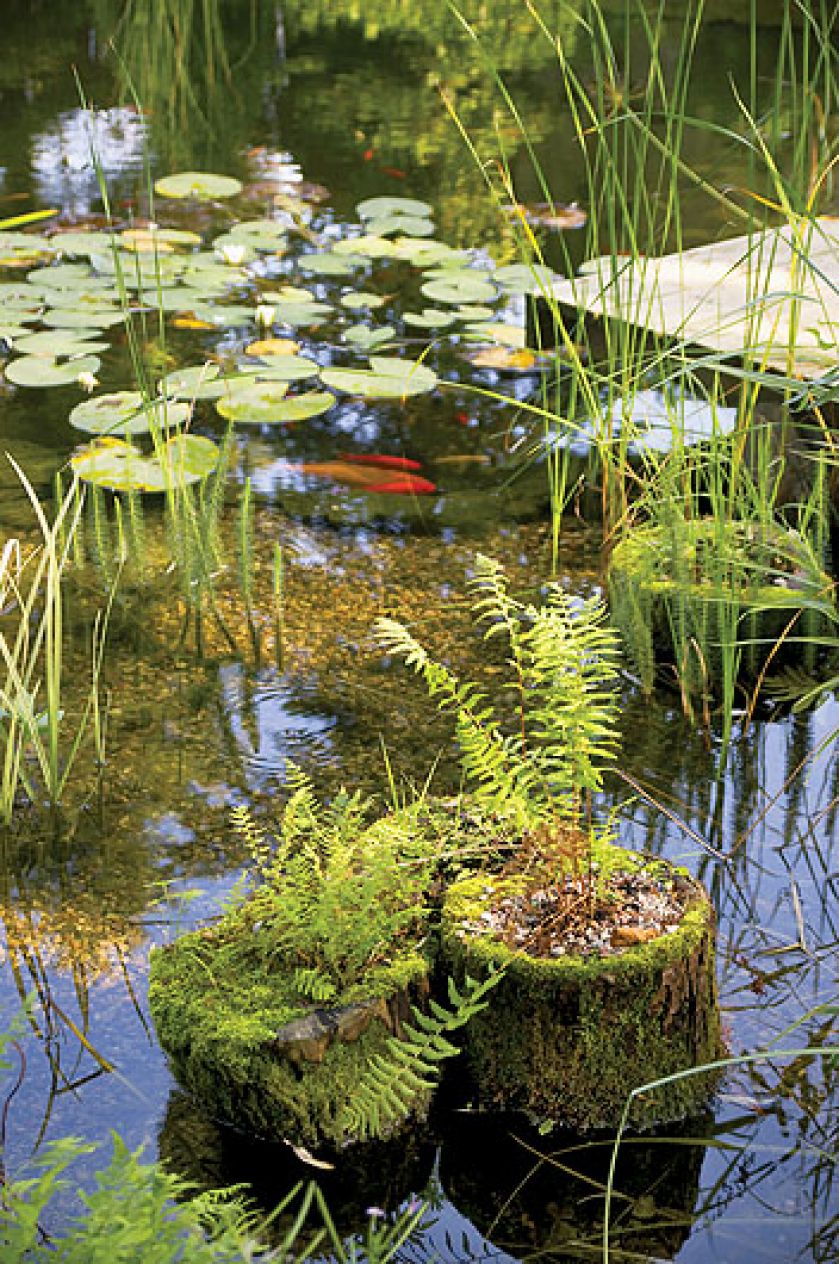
<box><xmin>0</xmin><ymin>3</ymin><xmax>837</xmax><ymax>1262</ymax></box>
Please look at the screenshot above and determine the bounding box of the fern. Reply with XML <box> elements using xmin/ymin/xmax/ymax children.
<box><xmin>342</xmin><ymin>968</ymin><xmax>505</xmax><ymax>1141</ymax></box>
<box><xmin>291</xmin><ymin>966</ymin><xmax>338</xmax><ymax>1004</ymax></box>
<box><xmin>376</xmin><ymin>554</ymin><xmax>621</xmax><ymax>827</ymax></box>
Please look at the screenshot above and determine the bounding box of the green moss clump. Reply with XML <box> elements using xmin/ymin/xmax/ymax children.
<box><xmin>440</xmin><ymin>852</ymin><xmax>723</xmax><ymax>1131</ymax></box>
<box><xmin>149</xmin><ymin>922</ymin><xmax>431</xmax><ymax>1149</ymax></box>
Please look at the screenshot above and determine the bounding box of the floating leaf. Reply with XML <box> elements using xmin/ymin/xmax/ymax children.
<box><xmin>396</xmin><ymin>239</ymin><xmax>469</xmax><ymax>267</ymax></box>
<box><xmin>468</xmin><ymin>346</ymin><xmax>542</xmax><ymax>371</ymax></box>
<box><xmin>335</xmin><ymin>235</ymin><xmax>401</xmax><ymax>260</ymax></box>
<box><xmin>217</xmin><ymin>381</ymin><xmax>334</xmax><ymax>424</ymax></box>
<box><xmin>421</xmin><ymin>274</ymin><xmax>497</xmax><ymax>305</ymax></box>
<box><xmin>344</xmin><ymin>324</ymin><xmax>396</xmax><ymax>351</ymax></box>
<box><xmin>27</xmin><ymin>262</ymin><xmax>110</xmax><ymax>291</ymax></box>
<box><xmin>340</xmin><ymin>292</ymin><xmax>388</xmax><ymax>311</ymax></box>
<box><xmin>356</xmin><ymin>196</ymin><xmax>433</xmax><ymax>220</ymax></box>
<box><xmin>43</xmin><ymin>307</ymin><xmax>125</xmax><ymax>330</ymax></box>
<box><xmin>298</xmin><ymin>251</ymin><xmax>367</xmax><ymax>276</ymax></box>
<box><xmin>12</xmin><ymin>330</ymin><xmax>109</xmax><ymax>356</ymax></box>
<box><xmin>472</xmin><ymin>322</ymin><xmax>527</xmax><ymax>347</ymax></box>
<box><xmin>493</xmin><ymin>262</ymin><xmax>558</xmax><ymax>294</ymax></box>
<box><xmin>403</xmin><ymin>308</ymin><xmax>457</xmax><ymax>330</ymax></box>
<box><xmin>158</xmin><ymin>365</ymin><xmax>222</xmax><ymax>400</ymax></box>
<box><xmin>271</xmin><ymin>300</ymin><xmax>333</xmax><ymax>327</ymax></box>
<box><xmin>121</xmin><ymin>226</ymin><xmax>202</xmax><ymax>250</ymax></box>
<box><xmin>71</xmin><ymin>433</ymin><xmax>219</xmax><ymax>491</ymax></box>
<box><xmin>455</xmin><ymin>304</ymin><xmax>495</xmax><ymax>322</ymax></box>
<box><xmin>254</xmin><ymin>353</ymin><xmax>320</xmax><ymax>381</ymax></box>
<box><xmin>4</xmin><ymin>354</ymin><xmax>101</xmax><ymax>387</ymax></box>
<box><xmin>69</xmin><ymin>391</ymin><xmax>191</xmax><ymax>436</ymax></box>
<box><xmin>321</xmin><ymin>355</ymin><xmax>437</xmax><ymax>398</ymax></box>
<box><xmin>50</xmin><ymin>230</ymin><xmax>119</xmax><ymax>257</ymax></box>
<box><xmin>0</xmin><ymin>325</ymin><xmax>33</xmax><ymax>342</ymax></box>
<box><xmin>154</xmin><ymin>171</ymin><xmax>243</xmax><ymax>200</ymax></box>
<box><xmin>223</xmin><ymin>219</ymin><xmax>287</xmax><ymax>250</ymax></box>
<box><xmin>363</xmin><ymin>215</ymin><xmax>435</xmax><ymax>238</ymax></box>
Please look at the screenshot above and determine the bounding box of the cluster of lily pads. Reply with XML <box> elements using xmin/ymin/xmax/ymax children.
<box><xmin>0</xmin><ymin>167</ymin><xmax>561</xmax><ymax>495</ymax></box>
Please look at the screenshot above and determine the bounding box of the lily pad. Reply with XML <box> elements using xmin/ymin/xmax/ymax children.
<box><xmin>334</xmin><ymin>235</ymin><xmax>401</xmax><ymax>260</ymax></box>
<box><xmin>4</xmin><ymin>354</ymin><xmax>101</xmax><ymax>387</ymax></box>
<box><xmin>364</xmin><ymin>215</ymin><xmax>435</xmax><ymax>238</ymax></box>
<box><xmin>245</xmin><ymin>337</ymin><xmax>300</xmax><ymax>356</ymax></box>
<box><xmin>468</xmin><ymin>346</ymin><xmax>543</xmax><ymax>371</ymax></box>
<box><xmin>395</xmin><ymin>239</ymin><xmax>469</xmax><ymax>267</ymax></box>
<box><xmin>421</xmin><ymin>274</ymin><xmax>497</xmax><ymax>305</ymax></box>
<box><xmin>223</xmin><ymin>219</ymin><xmax>287</xmax><ymax>250</ymax></box>
<box><xmin>321</xmin><ymin>355</ymin><xmax>438</xmax><ymax>398</ymax></box>
<box><xmin>157</xmin><ymin>365</ymin><xmax>222</xmax><ymax>400</ymax></box>
<box><xmin>344</xmin><ymin>324</ymin><xmax>396</xmax><ymax>351</ymax></box>
<box><xmin>271</xmin><ymin>300</ymin><xmax>333</xmax><ymax>327</ymax></box>
<box><xmin>403</xmin><ymin>308</ymin><xmax>457</xmax><ymax>330</ymax></box>
<box><xmin>71</xmin><ymin>433</ymin><xmax>219</xmax><ymax>491</ymax></box>
<box><xmin>50</xmin><ymin>230</ymin><xmax>119</xmax><ymax>257</ymax></box>
<box><xmin>12</xmin><ymin>330</ymin><xmax>109</xmax><ymax>356</ymax></box>
<box><xmin>216</xmin><ymin>379</ymin><xmax>335</xmax><ymax>424</ymax></box>
<box><xmin>340</xmin><ymin>292</ymin><xmax>388</xmax><ymax>311</ymax></box>
<box><xmin>356</xmin><ymin>196</ymin><xmax>433</xmax><ymax>220</ymax></box>
<box><xmin>43</xmin><ymin>307</ymin><xmax>125</xmax><ymax>330</ymax></box>
<box><xmin>493</xmin><ymin>262</ymin><xmax>559</xmax><ymax>294</ymax></box>
<box><xmin>0</xmin><ymin>325</ymin><xmax>33</xmax><ymax>343</ymax></box>
<box><xmin>121</xmin><ymin>226</ymin><xmax>202</xmax><ymax>250</ymax></box>
<box><xmin>298</xmin><ymin>252</ymin><xmax>367</xmax><ymax>277</ymax></box>
<box><xmin>253</xmin><ymin>353</ymin><xmax>320</xmax><ymax>381</ymax></box>
<box><xmin>154</xmin><ymin>171</ymin><xmax>243</xmax><ymax>200</ymax></box>
<box><xmin>27</xmin><ymin>262</ymin><xmax>110</xmax><ymax>291</ymax></box>
<box><xmin>69</xmin><ymin>392</ymin><xmax>191</xmax><ymax>436</ymax></box>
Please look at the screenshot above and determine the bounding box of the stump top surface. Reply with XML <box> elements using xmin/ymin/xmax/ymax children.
<box><xmin>547</xmin><ymin>217</ymin><xmax>839</xmax><ymax>380</ymax></box>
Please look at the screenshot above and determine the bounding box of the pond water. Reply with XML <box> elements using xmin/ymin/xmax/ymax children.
<box><xmin>0</xmin><ymin>3</ymin><xmax>837</xmax><ymax>1262</ymax></box>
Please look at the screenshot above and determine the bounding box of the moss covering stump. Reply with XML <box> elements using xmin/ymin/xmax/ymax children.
<box><xmin>148</xmin><ymin>925</ymin><xmax>431</xmax><ymax>1150</ymax></box>
<box><xmin>440</xmin><ymin>856</ymin><xmax>723</xmax><ymax>1131</ymax></box>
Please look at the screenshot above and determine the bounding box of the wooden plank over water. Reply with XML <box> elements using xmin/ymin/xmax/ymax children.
<box><xmin>545</xmin><ymin>217</ymin><xmax>839</xmax><ymax>382</ymax></box>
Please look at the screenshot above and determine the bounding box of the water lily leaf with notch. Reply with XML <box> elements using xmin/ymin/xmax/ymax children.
<box><xmin>50</xmin><ymin>230</ymin><xmax>118</xmax><ymax>257</ymax></box>
<box><xmin>421</xmin><ymin>273</ymin><xmax>497</xmax><ymax>305</ymax></box>
<box><xmin>254</xmin><ymin>353</ymin><xmax>320</xmax><ymax>381</ymax></box>
<box><xmin>344</xmin><ymin>324</ymin><xmax>396</xmax><ymax>351</ymax></box>
<box><xmin>403</xmin><ymin>308</ymin><xmax>457</xmax><ymax>330</ymax></box>
<box><xmin>39</xmin><ymin>287</ymin><xmax>125</xmax><ymax>313</ymax></box>
<box><xmin>71</xmin><ymin>433</ymin><xmax>219</xmax><ymax>491</ymax></box>
<box><xmin>69</xmin><ymin>391</ymin><xmax>192</xmax><ymax>436</ymax></box>
<box><xmin>493</xmin><ymin>262</ymin><xmax>559</xmax><ymax>294</ymax></box>
<box><xmin>455</xmin><ymin>304</ymin><xmax>495</xmax><ymax>322</ymax></box>
<box><xmin>321</xmin><ymin>354</ymin><xmax>437</xmax><ymax>398</ymax></box>
<box><xmin>223</xmin><ymin>219</ymin><xmax>287</xmax><ymax>250</ymax></box>
<box><xmin>4</xmin><ymin>354</ymin><xmax>101</xmax><ymax>387</ymax></box>
<box><xmin>187</xmin><ymin>303</ymin><xmax>256</xmax><ymax>329</ymax></box>
<box><xmin>216</xmin><ymin>380</ymin><xmax>335</xmax><ymax>424</ymax></box>
<box><xmin>271</xmin><ymin>300</ymin><xmax>333</xmax><ymax>327</ymax></box>
<box><xmin>363</xmin><ymin>215</ymin><xmax>435</xmax><ymax>239</ymax></box>
<box><xmin>402</xmin><ymin>241</ymin><xmax>469</xmax><ymax>267</ymax></box>
<box><xmin>12</xmin><ymin>330</ymin><xmax>109</xmax><ymax>356</ymax></box>
<box><xmin>121</xmin><ymin>226</ymin><xmax>202</xmax><ymax>251</ymax></box>
<box><xmin>43</xmin><ymin>307</ymin><xmax>125</xmax><ymax>330</ymax></box>
<box><xmin>356</xmin><ymin>196</ymin><xmax>433</xmax><ymax>220</ymax></box>
<box><xmin>263</xmin><ymin>285</ymin><xmax>316</xmax><ymax>302</ymax></box>
<box><xmin>155</xmin><ymin>171</ymin><xmax>243</xmax><ymax>200</ymax></box>
<box><xmin>334</xmin><ymin>235</ymin><xmax>401</xmax><ymax>260</ymax></box>
<box><xmin>27</xmin><ymin>262</ymin><xmax>110</xmax><ymax>291</ymax></box>
<box><xmin>158</xmin><ymin>364</ymin><xmax>222</xmax><ymax>400</ymax></box>
<box><xmin>181</xmin><ymin>260</ymin><xmax>249</xmax><ymax>291</ymax></box>
<box><xmin>298</xmin><ymin>251</ymin><xmax>367</xmax><ymax>277</ymax></box>
<box><xmin>0</xmin><ymin>325</ymin><xmax>34</xmax><ymax>343</ymax></box>
<box><xmin>0</xmin><ymin>283</ymin><xmax>44</xmax><ymax>313</ymax></box>
<box><xmin>341</xmin><ymin>292</ymin><xmax>388</xmax><ymax>311</ymax></box>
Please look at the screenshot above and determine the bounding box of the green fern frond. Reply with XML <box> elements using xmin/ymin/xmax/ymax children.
<box><xmin>342</xmin><ymin>968</ymin><xmax>505</xmax><ymax>1141</ymax></box>
<box><xmin>291</xmin><ymin>966</ymin><xmax>338</xmax><ymax>1004</ymax></box>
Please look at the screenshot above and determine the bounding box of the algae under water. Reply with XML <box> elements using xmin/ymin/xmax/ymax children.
<box><xmin>0</xmin><ymin>3</ymin><xmax>837</xmax><ymax>1262</ymax></box>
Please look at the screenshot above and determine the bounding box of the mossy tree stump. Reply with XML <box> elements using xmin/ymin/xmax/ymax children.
<box><xmin>149</xmin><ymin>927</ymin><xmax>431</xmax><ymax>1150</ymax></box>
<box><xmin>440</xmin><ymin>860</ymin><xmax>723</xmax><ymax>1131</ymax></box>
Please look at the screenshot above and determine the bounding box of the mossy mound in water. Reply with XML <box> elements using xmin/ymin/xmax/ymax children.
<box><xmin>440</xmin><ymin>849</ymin><xmax>723</xmax><ymax>1131</ymax></box>
<box><xmin>149</xmin><ymin>921</ymin><xmax>431</xmax><ymax>1149</ymax></box>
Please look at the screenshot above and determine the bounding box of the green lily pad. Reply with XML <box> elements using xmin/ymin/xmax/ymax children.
<box><xmin>341</xmin><ymin>292</ymin><xmax>388</xmax><ymax>311</ymax></box>
<box><xmin>220</xmin><ymin>388</ymin><xmax>336</xmax><ymax>424</ymax></box>
<box><xmin>39</xmin><ymin>288</ymin><xmax>122</xmax><ymax>312</ymax></box>
<box><xmin>321</xmin><ymin>354</ymin><xmax>438</xmax><ymax>398</ymax></box>
<box><xmin>455</xmin><ymin>304</ymin><xmax>495</xmax><ymax>321</ymax></box>
<box><xmin>421</xmin><ymin>274</ymin><xmax>497</xmax><ymax>305</ymax></box>
<box><xmin>271</xmin><ymin>300</ymin><xmax>333</xmax><ymax>327</ymax></box>
<box><xmin>263</xmin><ymin>286</ymin><xmax>315</xmax><ymax>302</ymax></box>
<box><xmin>253</xmin><ymin>353</ymin><xmax>320</xmax><ymax>381</ymax></box>
<box><xmin>298</xmin><ymin>252</ymin><xmax>367</xmax><ymax>277</ymax></box>
<box><xmin>121</xmin><ymin>226</ymin><xmax>202</xmax><ymax>250</ymax></box>
<box><xmin>158</xmin><ymin>365</ymin><xmax>222</xmax><ymax>400</ymax></box>
<box><xmin>334</xmin><ymin>235</ymin><xmax>401</xmax><ymax>260</ymax></box>
<box><xmin>27</xmin><ymin>262</ymin><xmax>110</xmax><ymax>291</ymax></box>
<box><xmin>344</xmin><ymin>324</ymin><xmax>396</xmax><ymax>351</ymax></box>
<box><xmin>0</xmin><ymin>325</ymin><xmax>33</xmax><ymax>343</ymax></box>
<box><xmin>50</xmin><ymin>231</ymin><xmax>119</xmax><ymax>257</ymax></box>
<box><xmin>12</xmin><ymin>330</ymin><xmax>109</xmax><ymax>356</ymax></box>
<box><xmin>364</xmin><ymin>215</ymin><xmax>435</xmax><ymax>238</ymax></box>
<box><xmin>4</xmin><ymin>354</ymin><xmax>101</xmax><ymax>387</ymax></box>
<box><xmin>357</xmin><ymin>196</ymin><xmax>433</xmax><ymax>220</ymax></box>
<box><xmin>493</xmin><ymin>262</ymin><xmax>558</xmax><ymax>294</ymax></box>
<box><xmin>154</xmin><ymin>171</ymin><xmax>243</xmax><ymax>200</ymax></box>
<box><xmin>71</xmin><ymin>433</ymin><xmax>219</xmax><ymax>491</ymax></box>
<box><xmin>403</xmin><ymin>308</ymin><xmax>457</xmax><ymax>330</ymax></box>
<box><xmin>182</xmin><ymin>261</ymin><xmax>248</xmax><ymax>291</ymax></box>
<box><xmin>69</xmin><ymin>392</ymin><xmax>191</xmax><ymax>436</ymax></box>
<box><xmin>187</xmin><ymin>304</ymin><xmax>256</xmax><ymax>329</ymax></box>
<box><xmin>43</xmin><ymin>307</ymin><xmax>125</xmax><ymax>330</ymax></box>
<box><xmin>223</xmin><ymin>220</ymin><xmax>287</xmax><ymax>250</ymax></box>
<box><xmin>400</xmin><ymin>240</ymin><xmax>469</xmax><ymax>267</ymax></box>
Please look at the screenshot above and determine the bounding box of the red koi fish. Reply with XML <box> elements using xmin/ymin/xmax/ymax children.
<box><xmin>338</xmin><ymin>453</ymin><xmax>422</xmax><ymax>471</ymax></box>
<box><xmin>364</xmin><ymin>474</ymin><xmax>436</xmax><ymax>494</ymax></box>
